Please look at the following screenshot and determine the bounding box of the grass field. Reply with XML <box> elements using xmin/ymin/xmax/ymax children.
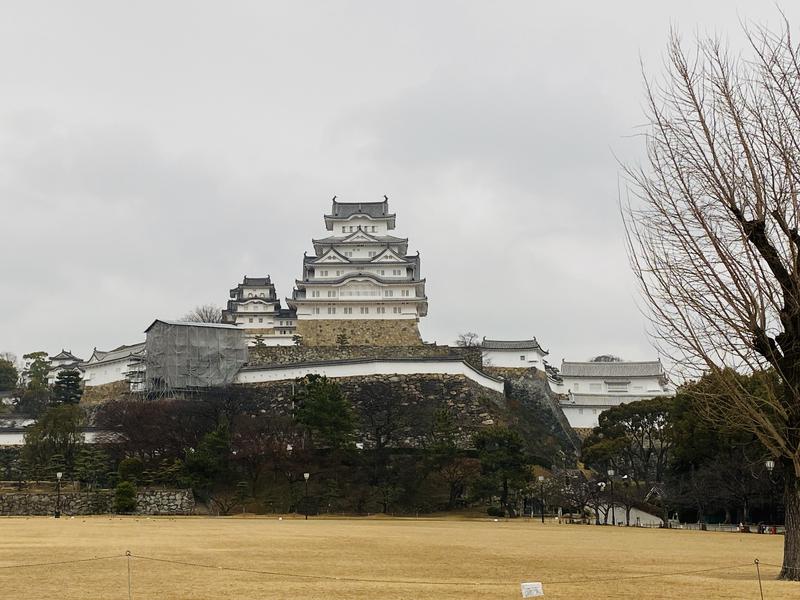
<box><xmin>0</xmin><ymin>516</ymin><xmax>797</xmax><ymax>599</ymax></box>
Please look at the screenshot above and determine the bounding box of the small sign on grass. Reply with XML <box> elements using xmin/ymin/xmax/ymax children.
<box><xmin>520</xmin><ymin>581</ymin><xmax>544</xmax><ymax>597</ymax></box>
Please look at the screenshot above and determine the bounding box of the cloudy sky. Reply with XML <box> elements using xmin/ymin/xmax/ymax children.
<box><xmin>1</xmin><ymin>1</ymin><xmax>796</xmax><ymax>366</ymax></box>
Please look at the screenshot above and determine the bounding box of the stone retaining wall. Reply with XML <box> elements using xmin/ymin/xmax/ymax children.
<box><xmin>295</xmin><ymin>319</ymin><xmax>422</xmax><ymax>346</ymax></box>
<box><xmin>249</xmin><ymin>344</ymin><xmax>483</xmax><ymax>370</ymax></box>
<box><xmin>0</xmin><ymin>489</ymin><xmax>194</xmax><ymax>516</ymax></box>
<box><xmin>245</xmin><ymin>373</ymin><xmax>507</xmax><ymax>448</ymax></box>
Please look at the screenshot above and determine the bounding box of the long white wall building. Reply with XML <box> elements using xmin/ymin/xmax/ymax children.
<box><xmin>480</xmin><ymin>338</ymin><xmax>548</xmax><ymax>369</ymax></box>
<box><xmin>551</xmin><ymin>357</ymin><xmax>674</xmax><ymax>430</ymax></box>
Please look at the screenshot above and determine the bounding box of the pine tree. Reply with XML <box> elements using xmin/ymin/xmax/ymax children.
<box><xmin>52</xmin><ymin>369</ymin><xmax>83</xmax><ymax>405</ymax></box>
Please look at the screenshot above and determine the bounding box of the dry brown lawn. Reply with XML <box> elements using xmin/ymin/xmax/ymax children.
<box><xmin>0</xmin><ymin>515</ymin><xmax>797</xmax><ymax>599</ymax></box>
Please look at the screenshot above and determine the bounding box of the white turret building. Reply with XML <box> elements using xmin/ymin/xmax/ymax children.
<box><xmin>222</xmin><ymin>276</ymin><xmax>296</xmax><ymax>346</ymax></box>
<box><xmin>551</xmin><ymin>356</ymin><xmax>674</xmax><ymax>431</ymax></box>
<box><xmin>288</xmin><ymin>198</ymin><xmax>428</xmax><ymax>345</ymax></box>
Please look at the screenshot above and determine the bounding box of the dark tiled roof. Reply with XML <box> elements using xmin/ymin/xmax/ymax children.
<box><xmin>229</xmin><ymin>276</ymin><xmax>276</xmax><ymax>298</ymax></box>
<box><xmin>84</xmin><ymin>342</ymin><xmax>146</xmax><ymax>365</ymax></box>
<box><xmin>276</xmin><ymin>308</ymin><xmax>297</xmax><ymax>319</ymax></box>
<box><xmin>327</xmin><ymin>200</ymin><xmax>394</xmax><ymax>220</ymax></box>
<box><xmin>312</xmin><ymin>234</ymin><xmax>408</xmax><ymax>245</ymax></box>
<box><xmin>482</xmin><ymin>338</ymin><xmax>547</xmax><ymax>353</ymax></box>
<box><xmin>243</xmin><ymin>276</ymin><xmax>272</xmax><ymax>285</ymax></box>
<box><xmin>560</xmin><ymin>360</ymin><xmax>664</xmax><ymax>378</ymax></box>
<box><xmin>304</xmin><ymin>253</ymin><xmax>418</xmax><ymax>266</ymax></box>
<box><xmin>50</xmin><ymin>350</ymin><xmax>82</xmax><ymax>362</ymax></box>
<box><xmin>295</xmin><ymin>273</ymin><xmax>425</xmax><ymax>287</ymax></box>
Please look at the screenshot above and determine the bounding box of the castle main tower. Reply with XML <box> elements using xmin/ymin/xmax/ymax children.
<box><xmin>288</xmin><ymin>198</ymin><xmax>427</xmax><ymax>346</ymax></box>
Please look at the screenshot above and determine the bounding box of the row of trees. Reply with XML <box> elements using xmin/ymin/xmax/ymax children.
<box><xmin>6</xmin><ymin>375</ymin><xmax>539</xmax><ymax>516</ymax></box>
<box><xmin>0</xmin><ymin>351</ymin><xmax>83</xmax><ymax>416</ymax></box>
<box><xmin>581</xmin><ymin>372</ymin><xmax>782</xmax><ymax>526</ymax></box>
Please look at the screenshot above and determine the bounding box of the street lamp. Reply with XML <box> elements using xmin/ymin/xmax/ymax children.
<box><xmin>55</xmin><ymin>472</ymin><xmax>63</xmax><ymax>519</ymax></box>
<box><xmin>766</xmin><ymin>459</ymin><xmax>776</xmax><ymax>526</ymax></box>
<box><xmin>596</xmin><ymin>482</ymin><xmax>606</xmax><ymax>525</ymax></box>
<box><xmin>607</xmin><ymin>469</ymin><xmax>615</xmax><ymax>526</ymax></box>
<box><xmin>303</xmin><ymin>472</ymin><xmax>310</xmax><ymax>520</ymax></box>
<box><xmin>537</xmin><ymin>475</ymin><xmax>546</xmax><ymax>524</ymax></box>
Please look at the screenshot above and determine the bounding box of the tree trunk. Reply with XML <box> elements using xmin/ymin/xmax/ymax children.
<box><xmin>780</xmin><ymin>475</ymin><xmax>800</xmax><ymax>580</ymax></box>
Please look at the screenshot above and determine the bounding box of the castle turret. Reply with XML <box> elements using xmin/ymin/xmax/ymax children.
<box><xmin>222</xmin><ymin>276</ymin><xmax>296</xmax><ymax>345</ymax></box>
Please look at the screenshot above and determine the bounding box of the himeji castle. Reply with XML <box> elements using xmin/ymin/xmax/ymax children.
<box><xmin>286</xmin><ymin>198</ymin><xmax>428</xmax><ymax>346</ymax></box>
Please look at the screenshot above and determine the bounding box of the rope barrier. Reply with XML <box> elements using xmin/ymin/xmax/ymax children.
<box><xmin>0</xmin><ymin>554</ymin><xmax>126</xmax><ymax>570</ymax></box>
<box><xmin>129</xmin><ymin>553</ymin><xmax>511</xmax><ymax>587</ymax></box>
<box><xmin>543</xmin><ymin>562</ymin><xmax>758</xmax><ymax>586</ymax></box>
<box><xmin>128</xmin><ymin>553</ymin><xmax>765</xmax><ymax>588</ymax></box>
<box><xmin>0</xmin><ymin>552</ymin><xmax>784</xmax><ymax>590</ymax></box>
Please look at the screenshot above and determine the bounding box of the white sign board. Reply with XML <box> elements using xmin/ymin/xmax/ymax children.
<box><xmin>520</xmin><ymin>582</ymin><xmax>544</xmax><ymax>597</ymax></box>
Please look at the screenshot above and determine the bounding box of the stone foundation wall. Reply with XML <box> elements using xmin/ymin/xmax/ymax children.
<box><xmin>296</xmin><ymin>319</ymin><xmax>422</xmax><ymax>346</ymax></box>
<box><xmin>492</xmin><ymin>367</ymin><xmax>582</xmax><ymax>453</ymax></box>
<box><xmin>81</xmin><ymin>380</ymin><xmax>131</xmax><ymax>405</ymax></box>
<box><xmin>244</xmin><ymin>373</ymin><xmax>507</xmax><ymax>449</ymax></box>
<box><xmin>0</xmin><ymin>489</ymin><xmax>194</xmax><ymax>516</ymax></box>
<box><xmin>249</xmin><ymin>344</ymin><xmax>482</xmax><ymax>370</ymax></box>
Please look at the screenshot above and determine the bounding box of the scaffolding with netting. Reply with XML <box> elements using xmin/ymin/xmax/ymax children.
<box><xmin>144</xmin><ymin>320</ymin><xmax>247</xmax><ymax>392</ymax></box>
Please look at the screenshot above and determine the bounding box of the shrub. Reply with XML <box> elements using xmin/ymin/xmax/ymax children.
<box><xmin>114</xmin><ymin>481</ymin><xmax>137</xmax><ymax>514</ymax></box>
<box><xmin>118</xmin><ymin>457</ymin><xmax>144</xmax><ymax>484</ymax></box>
<box><xmin>487</xmin><ymin>506</ymin><xmax>505</xmax><ymax>517</ymax></box>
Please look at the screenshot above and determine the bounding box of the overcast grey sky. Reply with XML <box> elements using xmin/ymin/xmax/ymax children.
<box><xmin>1</xmin><ymin>1</ymin><xmax>796</xmax><ymax>365</ymax></box>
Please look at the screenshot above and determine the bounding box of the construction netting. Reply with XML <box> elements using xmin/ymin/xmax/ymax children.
<box><xmin>144</xmin><ymin>320</ymin><xmax>247</xmax><ymax>391</ymax></box>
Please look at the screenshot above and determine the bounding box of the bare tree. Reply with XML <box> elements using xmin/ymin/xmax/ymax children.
<box><xmin>183</xmin><ymin>304</ymin><xmax>223</xmax><ymax>323</ymax></box>
<box><xmin>623</xmin><ymin>18</ymin><xmax>800</xmax><ymax>578</ymax></box>
<box><xmin>455</xmin><ymin>332</ymin><xmax>480</xmax><ymax>347</ymax></box>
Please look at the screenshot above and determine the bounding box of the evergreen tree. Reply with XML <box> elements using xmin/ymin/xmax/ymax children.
<box><xmin>0</xmin><ymin>358</ymin><xmax>18</xmax><ymax>391</ymax></box>
<box><xmin>22</xmin><ymin>405</ymin><xmax>85</xmax><ymax>477</ymax></box>
<box><xmin>473</xmin><ymin>426</ymin><xmax>530</xmax><ymax>516</ymax></box>
<box><xmin>23</xmin><ymin>352</ymin><xmax>49</xmax><ymax>390</ymax></box>
<box><xmin>293</xmin><ymin>375</ymin><xmax>355</xmax><ymax>450</ymax></box>
<box><xmin>52</xmin><ymin>369</ymin><xmax>83</xmax><ymax>405</ymax></box>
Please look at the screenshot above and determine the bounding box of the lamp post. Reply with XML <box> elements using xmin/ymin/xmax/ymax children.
<box><xmin>607</xmin><ymin>469</ymin><xmax>615</xmax><ymax>526</ymax></box>
<box><xmin>766</xmin><ymin>459</ymin><xmax>776</xmax><ymax>527</ymax></box>
<box><xmin>303</xmin><ymin>472</ymin><xmax>310</xmax><ymax>520</ymax></box>
<box><xmin>537</xmin><ymin>475</ymin><xmax>545</xmax><ymax>524</ymax></box>
<box><xmin>596</xmin><ymin>482</ymin><xmax>606</xmax><ymax>525</ymax></box>
<box><xmin>55</xmin><ymin>472</ymin><xmax>63</xmax><ymax>519</ymax></box>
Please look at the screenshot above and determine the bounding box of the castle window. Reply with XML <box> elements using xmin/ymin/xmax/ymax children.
<box><xmin>520</xmin><ymin>355</ymin><xmax>526</xmax><ymax>361</ymax></box>
<box><xmin>248</xmin><ymin>318</ymin><xmax>253</xmax><ymax>323</ymax></box>
<box><xmin>313</xmin><ymin>307</ymin><xmax>320</xmax><ymax>314</ymax></box>
<box><xmin>344</xmin><ymin>307</ymin><xmax>353</xmax><ymax>314</ymax></box>
<box><xmin>360</xmin><ymin>307</ymin><xmax>369</xmax><ymax>314</ymax></box>
<box><xmin>393</xmin><ymin>307</ymin><xmax>401</xmax><ymax>314</ymax></box>
<box><xmin>384</xmin><ymin>290</ymin><xmax>393</xmax><ymax>297</ymax></box>
<box><xmin>328</xmin><ymin>307</ymin><xmax>336</xmax><ymax>314</ymax></box>
<box><xmin>328</xmin><ymin>290</ymin><xmax>336</xmax><ymax>297</ymax></box>
<box><xmin>377</xmin><ymin>306</ymin><xmax>386</xmax><ymax>314</ymax></box>
<box><xmin>342</xmin><ymin>227</ymin><xmax>346</xmax><ymax>233</ymax></box>
<box><xmin>402</xmin><ymin>290</ymin><xmax>410</xmax><ymax>297</ymax></box>
<box><xmin>371</xmin><ymin>226</ymin><xmax>376</xmax><ymax>232</ymax></box>
<box><xmin>259</xmin><ymin>318</ymin><xmax>263</xmax><ymax>323</ymax></box>
<box><xmin>368</xmin><ymin>251</ymin><xmax>376</xmax><ymax>257</ymax></box>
